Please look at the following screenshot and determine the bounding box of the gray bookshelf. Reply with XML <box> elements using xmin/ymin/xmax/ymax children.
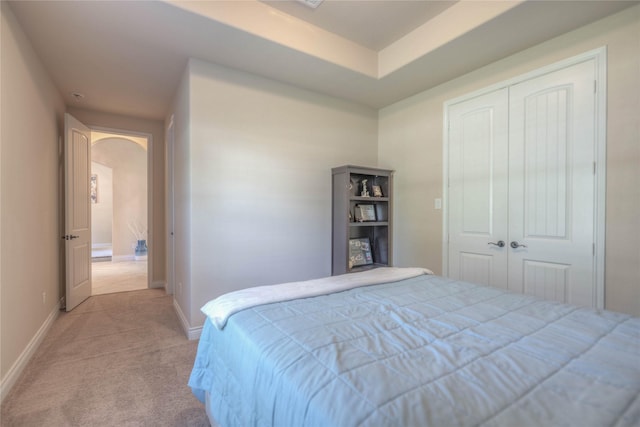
<box><xmin>332</xmin><ymin>165</ymin><xmax>393</xmax><ymax>275</ymax></box>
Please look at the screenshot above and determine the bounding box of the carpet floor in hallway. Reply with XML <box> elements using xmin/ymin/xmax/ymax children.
<box><xmin>92</xmin><ymin>260</ymin><xmax>148</xmax><ymax>296</ymax></box>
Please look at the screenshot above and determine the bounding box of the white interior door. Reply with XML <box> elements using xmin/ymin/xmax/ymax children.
<box><xmin>448</xmin><ymin>88</ymin><xmax>509</xmax><ymax>287</ymax></box>
<box><xmin>447</xmin><ymin>57</ymin><xmax>600</xmax><ymax>308</ymax></box>
<box><xmin>64</xmin><ymin>113</ymin><xmax>92</xmax><ymax>311</ymax></box>
<box><xmin>508</xmin><ymin>60</ymin><xmax>596</xmax><ymax>306</ymax></box>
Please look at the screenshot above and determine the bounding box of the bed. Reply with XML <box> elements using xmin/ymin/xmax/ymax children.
<box><xmin>189</xmin><ymin>268</ymin><xmax>640</xmax><ymax>426</ymax></box>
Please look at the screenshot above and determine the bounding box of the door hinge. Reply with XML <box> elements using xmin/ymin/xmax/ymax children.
<box><xmin>593</xmin><ymin>243</ymin><xmax>595</xmax><ymax>256</ymax></box>
<box><xmin>594</xmin><ymin>80</ymin><xmax>597</xmax><ymax>93</ymax></box>
<box><xmin>593</xmin><ymin>162</ymin><xmax>596</xmax><ymax>175</ymax></box>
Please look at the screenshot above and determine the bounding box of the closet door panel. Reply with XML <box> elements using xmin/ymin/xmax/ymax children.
<box><xmin>448</xmin><ymin>88</ymin><xmax>509</xmax><ymax>288</ymax></box>
<box><xmin>508</xmin><ymin>60</ymin><xmax>596</xmax><ymax>307</ymax></box>
<box><xmin>523</xmin><ymin>87</ymin><xmax>569</xmax><ymax>238</ymax></box>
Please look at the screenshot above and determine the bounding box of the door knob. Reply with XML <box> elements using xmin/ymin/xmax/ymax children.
<box><xmin>510</xmin><ymin>241</ymin><xmax>527</xmax><ymax>249</ymax></box>
<box><xmin>488</xmin><ymin>240</ymin><xmax>505</xmax><ymax>248</ymax></box>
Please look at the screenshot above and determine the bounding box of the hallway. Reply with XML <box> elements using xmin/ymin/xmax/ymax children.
<box><xmin>91</xmin><ymin>260</ymin><xmax>147</xmax><ymax>295</ymax></box>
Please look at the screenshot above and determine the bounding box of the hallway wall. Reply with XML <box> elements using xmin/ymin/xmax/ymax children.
<box><xmin>1</xmin><ymin>1</ymin><xmax>65</xmax><ymax>399</ymax></box>
<box><xmin>91</xmin><ymin>161</ymin><xmax>113</xmax><ymax>246</ymax></box>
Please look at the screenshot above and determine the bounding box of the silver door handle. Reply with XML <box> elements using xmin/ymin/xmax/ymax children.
<box><xmin>488</xmin><ymin>240</ymin><xmax>505</xmax><ymax>248</ymax></box>
<box><xmin>510</xmin><ymin>241</ymin><xmax>527</xmax><ymax>248</ymax></box>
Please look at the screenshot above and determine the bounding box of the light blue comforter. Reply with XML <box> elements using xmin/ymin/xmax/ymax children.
<box><xmin>189</xmin><ymin>275</ymin><xmax>640</xmax><ymax>426</ymax></box>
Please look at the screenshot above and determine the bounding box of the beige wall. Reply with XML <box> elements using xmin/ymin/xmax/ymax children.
<box><xmin>91</xmin><ymin>161</ymin><xmax>113</xmax><ymax>245</ymax></box>
<box><xmin>66</xmin><ymin>108</ymin><xmax>166</xmax><ymax>287</ymax></box>
<box><xmin>172</xmin><ymin>59</ymin><xmax>379</xmax><ymax>328</ymax></box>
<box><xmin>1</xmin><ymin>2</ymin><xmax>65</xmax><ymax>393</ymax></box>
<box><xmin>379</xmin><ymin>5</ymin><xmax>640</xmax><ymax>316</ymax></box>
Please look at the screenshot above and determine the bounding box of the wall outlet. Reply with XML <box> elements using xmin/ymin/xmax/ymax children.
<box><xmin>177</xmin><ymin>282</ymin><xmax>183</xmax><ymax>294</ymax></box>
<box><xmin>434</xmin><ymin>198</ymin><xmax>442</xmax><ymax>210</ymax></box>
<box><xmin>42</xmin><ymin>292</ymin><xmax>46</xmax><ymax>304</ymax></box>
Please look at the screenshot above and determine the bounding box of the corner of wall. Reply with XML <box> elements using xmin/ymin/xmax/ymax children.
<box><xmin>173</xmin><ymin>298</ymin><xmax>201</xmax><ymax>340</ymax></box>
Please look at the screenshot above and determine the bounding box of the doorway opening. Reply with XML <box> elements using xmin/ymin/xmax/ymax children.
<box><xmin>90</xmin><ymin>130</ymin><xmax>149</xmax><ymax>295</ymax></box>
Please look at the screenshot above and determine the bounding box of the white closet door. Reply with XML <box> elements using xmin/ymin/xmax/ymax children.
<box><xmin>508</xmin><ymin>60</ymin><xmax>596</xmax><ymax>307</ymax></box>
<box><xmin>448</xmin><ymin>88</ymin><xmax>509</xmax><ymax>287</ymax></box>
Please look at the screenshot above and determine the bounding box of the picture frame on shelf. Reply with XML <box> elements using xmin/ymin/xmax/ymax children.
<box><xmin>355</xmin><ymin>204</ymin><xmax>376</xmax><ymax>222</ymax></box>
<box><xmin>372</xmin><ymin>185</ymin><xmax>383</xmax><ymax>197</ymax></box>
<box><xmin>349</xmin><ymin>237</ymin><xmax>373</xmax><ymax>267</ymax></box>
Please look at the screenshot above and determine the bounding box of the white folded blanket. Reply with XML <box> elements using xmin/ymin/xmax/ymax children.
<box><xmin>202</xmin><ymin>267</ymin><xmax>433</xmax><ymax>330</ymax></box>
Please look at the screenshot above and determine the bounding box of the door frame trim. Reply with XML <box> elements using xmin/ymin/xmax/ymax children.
<box><xmin>165</xmin><ymin>115</ymin><xmax>175</xmax><ymax>296</ymax></box>
<box><xmin>442</xmin><ymin>47</ymin><xmax>607</xmax><ymax>309</ymax></box>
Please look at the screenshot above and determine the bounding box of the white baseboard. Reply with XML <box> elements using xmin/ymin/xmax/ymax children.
<box><xmin>112</xmin><ymin>255</ymin><xmax>134</xmax><ymax>262</ymax></box>
<box><xmin>173</xmin><ymin>298</ymin><xmax>202</xmax><ymax>340</ymax></box>
<box><xmin>0</xmin><ymin>303</ymin><xmax>60</xmax><ymax>404</ymax></box>
<box><xmin>150</xmin><ymin>280</ymin><xmax>165</xmax><ymax>290</ymax></box>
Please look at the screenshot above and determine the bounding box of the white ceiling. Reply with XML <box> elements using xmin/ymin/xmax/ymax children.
<box><xmin>7</xmin><ymin>0</ymin><xmax>636</xmax><ymax>120</ymax></box>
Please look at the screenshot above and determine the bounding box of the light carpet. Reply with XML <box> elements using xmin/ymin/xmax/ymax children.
<box><xmin>92</xmin><ymin>260</ymin><xmax>148</xmax><ymax>295</ymax></box>
<box><xmin>1</xmin><ymin>289</ymin><xmax>210</xmax><ymax>426</ymax></box>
